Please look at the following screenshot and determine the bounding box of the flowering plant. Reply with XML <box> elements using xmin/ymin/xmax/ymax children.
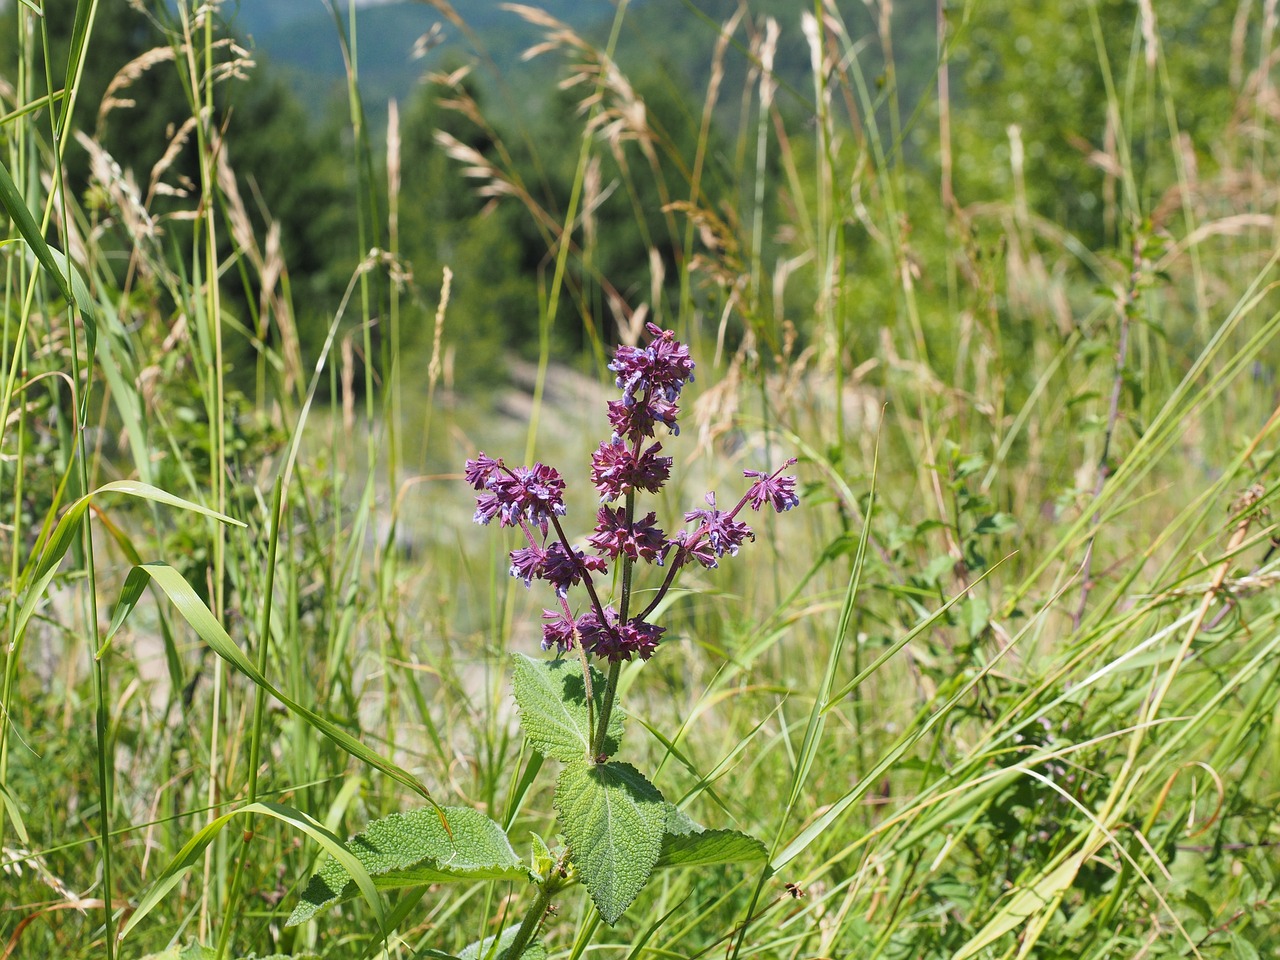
<box><xmin>286</xmin><ymin>325</ymin><xmax>798</xmax><ymax>957</ymax></box>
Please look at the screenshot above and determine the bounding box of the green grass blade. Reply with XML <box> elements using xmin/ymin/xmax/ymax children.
<box><xmin>9</xmin><ymin>480</ymin><xmax>244</xmax><ymax>663</ymax></box>
<box><xmin>0</xmin><ymin>155</ymin><xmax>73</xmax><ymax>304</ymax></box>
<box><xmin>103</xmin><ymin>561</ymin><xmax>435</xmax><ymax>803</ymax></box>
<box><xmin>118</xmin><ymin>800</ymin><xmax>386</xmax><ymax>943</ymax></box>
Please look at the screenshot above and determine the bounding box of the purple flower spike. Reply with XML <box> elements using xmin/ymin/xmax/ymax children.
<box><xmin>608</xmin><ymin>323</ymin><xmax>696</xmax><ymax>402</ymax></box>
<box><xmin>488</xmin><ymin>462</ymin><xmax>567</xmax><ymax>535</ymax></box>
<box><xmin>460</xmin><ymin>455</ymin><xmax>499</xmax><ymax>491</ymax></box>
<box><xmin>643</xmin><ymin>325</ymin><xmax>696</xmax><ymax>398</ymax></box>
<box><xmin>464</xmin><ymin>453</ymin><xmax>503</xmax><ymax>490</ymax></box>
<box><xmin>591</xmin><ymin>439</ymin><xmax>672</xmax><ymax>501</ymax></box>
<box><xmin>588</xmin><ymin>507</ymin><xmax>668</xmax><ymax>564</ymax></box>
<box><xmin>473</xmin><ymin>491</ymin><xmax>503</xmax><ymax>526</ymax></box>
<box><xmin>465</xmin><ymin>322</ymin><xmax>797</xmax><ymax>665</ymax></box>
<box><xmin>543</xmin><ymin>543</ymin><xmax>608</xmax><ymax>595</ymax></box>
<box><xmin>744</xmin><ymin>459</ymin><xmax>800</xmax><ymax>512</ymax></box>
<box><xmin>577</xmin><ymin>606</ymin><xmax>665</xmax><ymax>662</ymax></box>
<box><xmin>509</xmin><ymin>543</ymin><xmax>549</xmax><ymax>586</ymax></box>
<box><xmin>606</xmin><ymin>396</ymin><xmax>680</xmax><ymax>441</ymax></box>
<box><xmin>541</xmin><ymin>608</ymin><xmax>577</xmax><ymax>652</ymax></box>
<box><xmin>685</xmin><ymin>493</ymin><xmax>754</xmax><ymax>558</ymax></box>
<box><xmin>617</xmin><ymin>618</ymin><xmax>664</xmax><ymax>661</ymax></box>
<box><xmin>672</xmin><ymin>528</ymin><xmax>719</xmax><ymax>569</ymax></box>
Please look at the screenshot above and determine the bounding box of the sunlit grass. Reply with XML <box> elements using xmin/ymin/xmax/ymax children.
<box><xmin>3</xmin><ymin>0</ymin><xmax>1280</xmax><ymax>958</ymax></box>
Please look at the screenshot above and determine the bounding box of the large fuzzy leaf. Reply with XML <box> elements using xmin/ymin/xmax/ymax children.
<box><xmin>512</xmin><ymin>654</ymin><xmax>622</xmax><ymax>762</ymax></box>
<box><xmin>656</xmin><ymin>829</ymin><xmax>768</xmax><ymax>870</ymax></box>
<box><xmin>555</xmin><ymin>761</ymin><xmax>665</xmax><ymax>925</ymax></box>
<box><xmin>287</xmin><ymin>806</ymin><xmax>525</xmax><ymax>926</ymax></box>
<box><xmin>654</xmin><ymin>803</ymin><xmax>768</xmax><ymax>869</ymax></box>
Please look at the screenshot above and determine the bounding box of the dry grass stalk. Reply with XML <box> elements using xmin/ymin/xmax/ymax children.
<box><xmin>97</xmin><ymin>46</ymin><xmax>176</xmax><ymax>132</ymax></box>
<box><xmin>759</xmin><ymin>16</ymin><xmax>780</xmax><ymax>112</ymax></box>
<box><xmin>432</xmin><ymin>130</ymin><xmax>520</xmax><ymax>211</ymax></box>
<box><xmin>212</xmin><ymin>131</ymin><xmax>301</xmax><ymax>392</ymax></box>
<box><xmin>75</xmin><ymin>130</ymin><xmax>160</xmax><ymax>268</ymax></box>
<box><xmin>387</xmin><ymin>98</ymin><xmax>402</xmax><ymax>242</ymax></box>
<box><xmin>582</xmin><ymin>153</ymin><xmax>601</xmax><ymax>254</ymax></box>
<box><xmin>503</xmin><ymin>2</ymin><xmax>662</xmax><ymax>171</ymax></box>
<box><xmin>412</xmin><ymin>23</ymin><xmax>446</xmax><ymax>60</ymax></box>
<box><xmin>1137</xmin><ymin>0</ymin><xmax>1159</xmax><ymax>71</ymax></box>
<box><xmin>681</xmin><ymin>3</ymin><xmax>743</xmax><ymax>287</ymax></box>
<box><xmin>146</xmin><ymin>113</ymin><xmax>199</xmax><ymax>207</ymax></box>
<box><xmin>427</xmin><ymin>266</ymin><xmax>453</xmax><ymax>391</ymax></box>
<box><xmin>1</xmin><ymin>846</ymin><xmax>83</xmax><ymax>908</ymax></box>
<box><xmin>691</xmin><ymin>333</ymin><xmax>750</xmax><ymax>458</ymax></box>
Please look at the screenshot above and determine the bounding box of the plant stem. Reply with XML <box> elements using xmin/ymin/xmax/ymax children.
<box><xmin>549</xmin><ymin>514</ymin><xmax>610</xmax><ymax>629</ymax></box>
<box><xmin>546</xmin><ymin>513</ymin><xmax>601</xmax><ymax>726</ymax></box>
<box><xmin>504</xmin><ymin>879</ymin><xmax>556</xmax><ymax>960</ymax></box>
<box><xmin>591</xmin><ymin>661</ymin><xmax>623</xmax><ymax>759</ymax></box>
<box><xmin>618</xmin><ymin>493</ymin><xmax>636</xmax><ymax>622</ymax></box>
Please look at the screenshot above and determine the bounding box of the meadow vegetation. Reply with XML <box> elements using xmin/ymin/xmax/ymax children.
<box><xmin>3</xmin><ymin>0</ymin><xmax>1280</xmax><ymax>957</ymax></box>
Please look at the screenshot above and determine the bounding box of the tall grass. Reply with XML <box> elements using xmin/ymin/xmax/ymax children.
<box><xmin>3</xmin><ymin>0</ymin><xmax>1280</xmax><ymax>957</ymax></box>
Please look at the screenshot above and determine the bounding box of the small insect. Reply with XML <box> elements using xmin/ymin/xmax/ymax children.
<box><xmin>784</xmin><ymin>881</ymin><xmax>805</xmax><ymax>899</ymax></box>
<box><xmin>1229</xmin><ymin>483</ymin><xmax>1266</xmax><ymax>518</ymax></box>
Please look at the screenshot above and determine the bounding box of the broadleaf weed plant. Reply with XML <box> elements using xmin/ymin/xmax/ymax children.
<box><xmin>282</xmin><ymin>323</ymin><xmax>799</xmax><ymax>955</ymax></box>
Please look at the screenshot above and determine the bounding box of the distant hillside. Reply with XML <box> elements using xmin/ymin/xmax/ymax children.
<box><xmin>223</xmin><ymin>0</ymin><xmax>635</xmax><ymax>125</ymax></box>
<box><xmin>221</xmin><ymin>0</ymin><xmax>937</xmax><ymax>141</ymax></box>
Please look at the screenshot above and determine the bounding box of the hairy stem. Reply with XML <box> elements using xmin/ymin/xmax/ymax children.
<box><xmin>505</xmin><ymin>876</ymin><xmax>557</xmax><ymax>960</ymax></box>
<box><xmin>591</xmin><ymin>660</ymin><xmax>623</xmax><ymax>759</ymax></box>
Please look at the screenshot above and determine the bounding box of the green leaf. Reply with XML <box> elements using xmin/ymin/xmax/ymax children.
<box><xmin>1182</xmin><ymin>889</ymin><xmax>1215</xmax><ymax>924</ymax></box>
<box><xmin>1229</xmin><ymin>931</ymin><xmax>1263</xmax><ymax>960</ymax></box>
<box><xmin>42</xmin><ymin>243</ymin><xmax>100</xmax><ymax>375</ymax></box>
<box><xmin>105</xmin><ymin>561</ymin><xmax>433</xmax><ymax>802</ymax></box>
<box><xmin>965</xmin><ymin>596</ymin><xmax>992</xmax><ymax>640</ymax></box>
<box><xmin>512</xmin><ymin>654</ymin><xmax>622</xmax><ymax>763</ymax></box>
<box><xmin>287</xmin><ymin>806</ymin><xmax>525</xmax><ymax>926</ymax></box>
<box><xmin>973</xmin><ymin>512</ymin><xmax>1017</xmax><ymax>535</ymax></box>
<box><xmin>529</xmin><ymin>831</ymin><xmax>555</xmax><ymax>882</ymax></box>
<box><xmin>656</xmin><ymin>829</ymin><xmax>768</xmax><ymax>869</ymax></box>
<box><xmin>663</xmin><ymin>802</ymin><xmax>702</xmax><ymax>837</ymax></box>
<box><xmin>555</xmin><ymin>761</ymin><xmax>665</xmax><ymax>925</ymax></box>
<box><xmin>0</xmin><ymin>779</ymin><xmax>30</xmax><ymax>845</ymax></box>
<box><xmin>653</xmin><ymin>803</ymin><xmax>766</xmax><ymax>869</ymax></box>
<box><xmin>459</xmin><ymin>926</ymin><xmax>547</xmax><ymax>960</ymax></box>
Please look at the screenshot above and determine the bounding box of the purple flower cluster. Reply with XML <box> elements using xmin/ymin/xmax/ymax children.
<box><xmin>467</xmin><ymin>457</ymin><xmax>567</xmax><ymax>537</ymax></box>
<box><xmin>465</xmin><ymin>324</ymin><xmax>798</xmax><ymax>664</ymax></box>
